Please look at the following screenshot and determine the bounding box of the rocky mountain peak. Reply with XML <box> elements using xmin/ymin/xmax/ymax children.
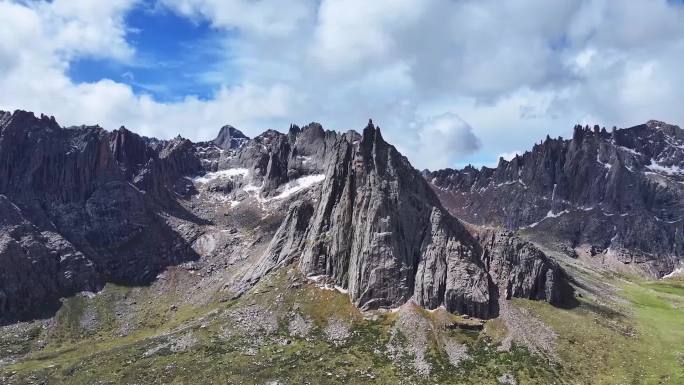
<box><xmin>646</xmin><ymin>119</ymin><xmax>679</xmax><ymax>131</ymax></box>
<box><xmin>1</xmin><ymin>110</ymin><xmax>60</xmax><ymax>134</ymax></box>
<box><xmin>213</xmin><ymin>124</ymin><xmax>249</xmax><ymax>150</ymax></box>
<box><xmin>246</xmin><ymin>119</ymin><xmax>569</xmax><ymax>318</ymax></box>
<box><xmin>0</xmin><ymin>110</ymin><xmax>11</xmax><ymax>128</ymax></box>
<box><xmin>361</xmin><ymin>118</ymin><xmax>383</xmax><ymax>145</ymax></box>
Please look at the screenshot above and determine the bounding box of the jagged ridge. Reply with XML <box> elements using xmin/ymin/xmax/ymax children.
<box><xmin>427</xmin><ymin>121</ymin><xmax>684</xmax><ymax>277</ymax></box>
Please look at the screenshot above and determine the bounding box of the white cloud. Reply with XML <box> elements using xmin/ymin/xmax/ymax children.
<box><xmin>159</xmin><ymin>0</ymin><xmax>315</xmax><ymax>36</ymax></box>
<box><xmin>498</xmin><ymin>151</ymin><xmax>522</xmax><ymax>162</ymax></box>
<box><xmin>2</xmin><ymin>0</ymin><xmax>684</xmax><ymax>170</ymax></box>
<box><xmin>36</xmin><ymin>0</ymin><xmax>138</xmax><ymax>61</ymax></box>
<box><xmin>404</xmin><ymin>113</ymin><xmax>481</xmax><ymax>170</ymax></box>
<box><xmin>310</xmin><ymin>0</ymin><xmax>426</xmax><ymax>71</ymax></box>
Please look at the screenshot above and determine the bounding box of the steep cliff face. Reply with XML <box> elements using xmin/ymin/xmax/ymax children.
<box><xmin>0</xmin><ymin>111</ymin><xmax>201</xmax><ymax>321</ymax></box>
<box><xmin>475</xmin><ymin>229</ymin><xmax>567</xmax><ymax>305</ymax></box>
<box><xmin>427</xmin><ymin>121</ymin><xmax>684</xmax><ymax>277</ymax></box>
<box><xmin>251</xmin><ymin>121</ymin><xmax>568</xmax><ymax>318</ymax></box>
<box><xmin>0</xmin><ymin>195</ymin><xmax>99</xmax><ymax>319</ymax></box>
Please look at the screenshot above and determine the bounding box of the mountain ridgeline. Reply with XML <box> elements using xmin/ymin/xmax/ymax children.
<box><xmin>427</xmin><ymin>121</ymin><xmax>684</xmax><ymax>278</ymax></box>
<box><xmin>0</xmin><ymin>110</ymin><xmax>570</xmax><ymax>323</ymax></box>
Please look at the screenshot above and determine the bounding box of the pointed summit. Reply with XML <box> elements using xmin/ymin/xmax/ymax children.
<box><xmin>361</xmin><ymin>118</ymin><xmax>386</xmax><ymax>150</ymax></box>
<box><xmin>213</xmin><ymin>124</ymin><xmax>249</xmax><ymax>150</ymax></box>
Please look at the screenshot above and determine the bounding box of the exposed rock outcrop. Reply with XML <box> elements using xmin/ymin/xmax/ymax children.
<box><xmin>213</xmin><ymin>125</ymin><xmax>249</xmax><ymax>150</ymax></box>
<box><xmin>0</xmin><ymin>111</ymin><xmax>200</xmax><ymax>322</ymax></box>
<box><xmin>427</xmin><ymin>121</ymin><xmax>684</xmax><ymax>277</ymax></box>
<box><xmin>476</xmin><ymin>229</ymin><xmax>568</xmax><ymax>306</ymax></box>
<box><xmin>0</xmin><ymin>194</ymin><xmax>99</xmax><ymax>319</ymax></box>
<box><xmin>251</xmin><ymin>121</ymin><xmax>569</xmax><ymax>318</ymax></box>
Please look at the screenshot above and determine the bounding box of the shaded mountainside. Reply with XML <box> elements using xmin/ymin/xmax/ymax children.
<box><xmin>250</xmin><ymin>122</ymin><xmax>571</xmax><ymax>318</ymax></box>
<box><xmin>0</xmin><ymin>111</ymin><xmax>206</xmax><ymax>322</ymax></box>
<box><xmin>426</xmin><ymin>120</ymin><xmax>684</xmax><ymax>277</ymax></box>
<box><xmin>0</xmin><ymin>110</ymin><xmax>570</xmax><ymax>323</ymax></box>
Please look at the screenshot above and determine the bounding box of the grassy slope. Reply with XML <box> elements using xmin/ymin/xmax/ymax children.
<box><xmin>1</xmin><ymin>271</ymin><xmax>682</xmax><ymax>384</ymax></box>
<box><xmin>518</xmin><ymin>277</ymin><xmax>683</xmax><ymax>385</ymax></box>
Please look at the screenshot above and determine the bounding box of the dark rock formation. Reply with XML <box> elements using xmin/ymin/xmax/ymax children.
<box><xmin>427</xmin><ymin>121</ymin><xmax>684</xmax><ymax>277</ymax></box>
<box><xmin>0</xmin><ymin>111</ymin><xmax>201</xmax><ymax>323</ymax></box>
<box><xmin>476</xmin><ymin>229</ymin><xmax>570</xmax><ymax>306</ymax></box>
<box><xmin>0</xmin><ymin>194</ymin><xmax>99</xmax><ymax>319</ymax></box>
<box><xmin>251</xmin><ymin>121</ymin><xmax>569</xmax><ymax>318</ymax></box>
<box><xmin>213</xmin><ymin>125</ymin><xmax>249</xmax><ymax>150</ymax></box>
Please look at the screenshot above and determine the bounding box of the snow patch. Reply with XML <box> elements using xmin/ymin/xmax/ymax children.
<box><xmin>545</xmin><ymin>209</ymin><xmax>569</xmax><ymax>218</ymax></box>
<box><xmin>306</xmin><ymin>275</ymin><xmax>326</xmax><ymax>283</ymax></box>
<box><xmin>596</xmin><ymin>153</ymin><xmax>612</xmax><ymax>171</ymax></box>
<box><xmin>524</xmin><ymin>209</ymin><xmax>570</xmax><ymax>229</ymax></box>
<box><xmin>663</xmin><ymin>268</ymin><xmax>684</xmax><ymax>279</ymax></box>
<box><xmin>297</xmin><ymin>155</ymin><xmax>313</xmax><ymax>164</ymax></box>
<box><xmin>493</xmin><ymin>179</ymin><xmax>526</xmax><ymax>188</ymax></box>
<box><xmin>306</xmin><ymin>274</ymin><xmax>349</xmax><ymax>294</ymax></box>
<box><xmin>241</xmin><ymin>174</ymin><xmax>325</xmax><ymax>203</ymax></box>
<box><xmin>243</xmin><ymin>183</ymin><xmax>261</xmax><ymax>193</ymax></box>
<box><xmin>645</xmin><ymin>160</ymin><xmax>683</xmax><ymax>176</ymax></box>
<box><xmin>193</xmin><ymin>168</ymin><xmax>249</xmax><ymax>184</ymax></box>
<box><xmin>617</xmin><ymin>146</ymin><xmax>641</xmax><ymax>156</ymax></box>
<box><xmin>265</xmin><ymin>174</ymin><xmax>325</xmax><ymax>201</ymax></box>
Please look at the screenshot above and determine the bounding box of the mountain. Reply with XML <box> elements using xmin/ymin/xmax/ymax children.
<box><xmin>212</xmin><ymin>125</ymin><xmax>249</xmax><ymax>150</ymax></box>
<box><xmin>0</xmin><ymin>111</ymin><xmax>569</xmax><ymax>323</ymax></box>
<box><xmin>1</xmin><ymin>111</ymin><xmax>681</xmax><ymax>385</ymax></box>
<box><xmin>247</xmin><ymin>122</ymin><xmax>570</xmax><ymax>318</ymax></box>
<box><xmin>0</xmin><ymin>111</ymin><xmax>203</xmax><ymax>321</ymax></box>
<box><xmin>426</xmin><ymin>121</ymin><xmax>684</xmax><ymax>278</ymax></box>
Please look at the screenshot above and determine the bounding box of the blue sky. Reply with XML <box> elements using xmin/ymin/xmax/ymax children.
<box><xmin>69</xmin><ymin>3</ymin><xmax>226</xmax><ymax>101</ymax></box>
<box><xmin>2</xmin><ymin>0</ymin><xmax>684</xmax><ymax>169</ymax></box>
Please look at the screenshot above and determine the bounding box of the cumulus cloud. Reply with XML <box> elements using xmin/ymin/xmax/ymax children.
<box><xmin>408</xmin><ymin>113</ymin><xmax>481</xmax><ymax>170</ymax></box>
<box><xmin>1</xmin><ymin>0</ymin><xmax>684</xmax><ymax>169</ymax></box>
<box><xmin>158</xmin><ymin>0</ymin><xmax>315</xmax><ymax>36</ymax></box>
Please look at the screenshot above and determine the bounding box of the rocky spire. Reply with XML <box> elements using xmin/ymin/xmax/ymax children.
<box><xmin>213</xmin><ymin>124</ymin><xmax>249</xmax><ymax>150</ymax></box>
<box><xmin>249</xmin><ymin>119</ymin><xmax>569</xmax><ymax>318</ymax></box>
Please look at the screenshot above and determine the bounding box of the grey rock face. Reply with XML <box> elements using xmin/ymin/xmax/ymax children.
<box><xmin>476</xmin><ymin>229</ymin><xmax>568</xmax><ymax>306</ymax></box>
<box><xmin>213</xmin><ymin>125</ymin><xmax>249</xmax><ymax>150</ymax></box>
<box><xmin>0</xmin><ymin>111</ymin><xmax>200</xmax><ymax>322</ymax></box>
<box><xmin>0</xmin><ymin>194</ymin><xmax>98</xmax><ymax>319</ymax></box>
<box><xmin>230</xmin><ymin>123</ymin><xmax>337</xmax><ymax>197</ymax></box>
<box><xmin>427</xmin><ymin>121</ymin><xmax>684</xmax><ymax>277</ymax></box>
<box><xmin>252</xmin><ymin>121</ymin><xmax>569</xmax><ymax>318</ymax></box>
<box><xmin>246</xmin><ymin>201</ymin><xmax>314</xmax><ymax>283</ymax></box>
